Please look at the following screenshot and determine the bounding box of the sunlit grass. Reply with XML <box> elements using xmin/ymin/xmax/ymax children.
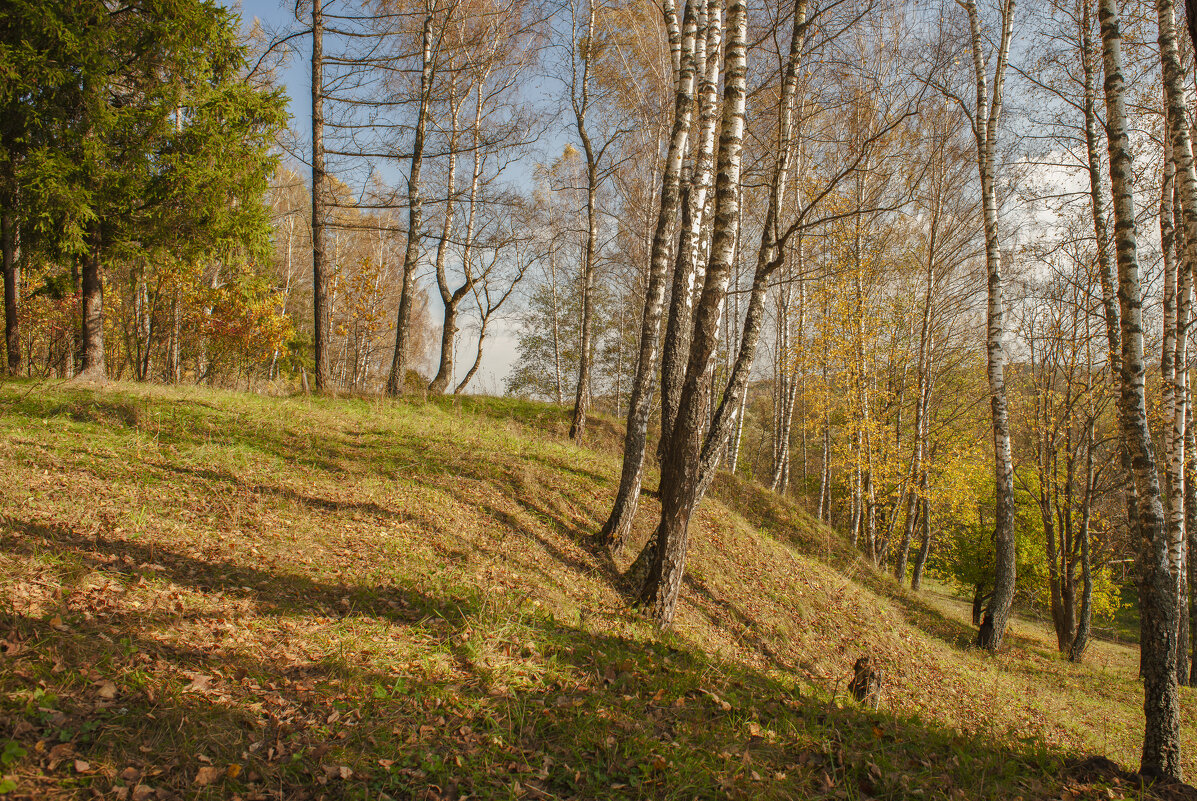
<box><xmin>0</xmin><ymin>379</ymin><xmax>1190</xmax><ymax>799</ymax></box>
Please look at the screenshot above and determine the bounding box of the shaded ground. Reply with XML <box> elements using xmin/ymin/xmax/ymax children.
<box><xmin>0</xmin><ymin>381</ymin><xmax>1193</xmax><ymax>800</ymax></box>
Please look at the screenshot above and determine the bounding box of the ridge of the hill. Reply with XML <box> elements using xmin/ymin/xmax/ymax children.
<box><xmin>0</xmin><ymin>381</ymin><xmax>1193</xmax><ymax>800</ymax></box>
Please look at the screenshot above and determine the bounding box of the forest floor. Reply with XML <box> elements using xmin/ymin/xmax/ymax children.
<box><xmin>0</xmin><ymin>380</ymin><xmax>1194</xmax><ymax>800</ymax></box>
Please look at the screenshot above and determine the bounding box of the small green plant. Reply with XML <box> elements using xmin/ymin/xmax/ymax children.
<box><xmin>0</xmin><ymin>741</ymin><xmax>25</xmax><ymax>769</ymax></box>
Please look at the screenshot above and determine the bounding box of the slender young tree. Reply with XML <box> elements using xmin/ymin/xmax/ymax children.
<box><xmin>958</xmin><ymin>0</ymin><xmax>1017</xmax><ymax>652</ymax></box>
<box><xmin>565</xmin><ymin>0</ymin><xmax>605</xmax><ymax>442</ymax></box>
<box><xmin>387</xmin><ymin>5</ymin><xmax>438</xmax><ymax>396</ymax></box>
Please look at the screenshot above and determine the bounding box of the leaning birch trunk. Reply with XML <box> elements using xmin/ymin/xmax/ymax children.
<box><xmin>1102</xmin><ymin>0</ymin><xmax>1182</xmax><ymax>777</ymax></box>
<box><xmin>770</xmin><ymin>282</ymin><xmax>799</xmax><ymax>492</ymax></box>
<box><xmin>601</xmin><ymin>0</ymin><xmax>699</xmax><ymax>552</ymax></box>
<box><xmin>727</xmin><ymin>380</ymin><xmax>749</xmax><ymax>473</ymax></box>
<box><xmin>431</xmin><ymin>78</ymin><xmax>491</xmax><ymax>396</ymax></box>
<box><xmin>961</xmin><ymin>0</ymin><xmax>1017</xmax><ymax>652</ymax></box>
<box><xmin>637</xmin><ymin>0</ymin><xmax>749</xmax><ymax>624</ymax></box>
<box><xmin>636</xmin><ymin>0</ymin><xmax>810</xmax><ymax>622</ymax></box>
<box><xmin>387</xmin><ymin>11</ymin><xmax>435</xmax><ymax>397</ymax></box>
<box><xmin>659</xmin><ymin>0</ymin><xmax>722</xmax><ymax>460</ymax></box>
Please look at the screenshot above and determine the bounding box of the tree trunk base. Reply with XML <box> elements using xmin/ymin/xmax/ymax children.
<box><xmin>70</xmin><ymin>368</ymin><xmax>109</xmax><ymax>386</ymax></box>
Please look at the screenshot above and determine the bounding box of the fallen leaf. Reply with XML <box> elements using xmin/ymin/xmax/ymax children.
<box><xmin>74</xmin><ymin>760</ymin><xmax>91</xmax><ymax>773</ymax></box>
<box><xmin>131</xmin><ymin>785</ymin><xmax>154</xmax><ymax>801</ymax></box>
<box><xmin>184</xmin><ymin>674</ymin><xmax>214</xmax><ymax>693</ymax></box>
<box><xmin>96</xmin><ymin>680</ymin><xmax>118</xmax><ymax>699</ymax></box>
<box><xmin>194</xmin><ymin>766</ymin><xmax>222</xmax><ymax>786</ymax></box>
<box><xmin>225</xmin><ymin>764</ymin><xmax>241</xmax><ymax>780</ymax></box>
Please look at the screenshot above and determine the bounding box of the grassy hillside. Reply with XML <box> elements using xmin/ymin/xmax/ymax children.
<box><xmin>0</xmin><ymin>381</ymin><xmax>1193</xmax><ymax>800</ymax></box>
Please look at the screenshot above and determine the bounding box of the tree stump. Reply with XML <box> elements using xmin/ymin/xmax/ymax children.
<box><xmin>848</xmin><ymin>656</ymin><xmax>882</xmax><ymax>709</ymax></box>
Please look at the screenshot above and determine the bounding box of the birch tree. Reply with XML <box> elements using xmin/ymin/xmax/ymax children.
<box><xmin>1157</xmin><ymin>0</ymin><xmax>1197</xmax><ymax>691</ymax></box>
<box><xmin>601</xmin><ymin>0</ymin><xmax>699</xmax><ymax>552</ymax></box>
<box><xmin>1099</xmin><ymin>0</ymin><xmax>1181</xmax><ymax>777</ymax></box>
<box><xmin>954</xmin><ymin>0</ymin><xmax>1018</xmax><ymax>652</ymax></box>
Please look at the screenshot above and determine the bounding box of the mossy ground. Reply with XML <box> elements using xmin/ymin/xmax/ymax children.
<box><xmin>0</xmin><ymin>380</ymin><xmax>1193</xmax><ymax>799</ymax></box>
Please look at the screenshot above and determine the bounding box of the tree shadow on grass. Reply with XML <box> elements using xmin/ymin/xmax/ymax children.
<box><xmin>4</xmin><ymin>513</ymin><xmax>1147</xmax><ymax>801</ymax></box>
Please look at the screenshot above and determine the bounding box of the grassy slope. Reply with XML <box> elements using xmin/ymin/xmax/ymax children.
<box><xmin>0</xmin><ymin>381</ymin><xmax>1193</xmax><ymax>800</ymax></box>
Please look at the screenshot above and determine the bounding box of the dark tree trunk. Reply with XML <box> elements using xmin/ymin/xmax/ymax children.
<box><xmin>79</xmin><ymin>228</ymin><xmax>105</xmax><ymax>380</ymax></box>
<box><xmin>1071</xmin><ymin>415</ymin><xmax>1095</xmax><ymax>662</ymax></box>
<box><xmin>2</xmin><ymin>210</ymin><xmax>18</xmax><ymax>374</ymax></box>
<box><xmin>972</xmin><ymin>583</ymin><xmax>987</xmax><ymax>627</ymax></box>
<box><xmin>911</xmin><ymin>484</ymin><xmax>932</xmax><ymax>591</ymax></box>
<box><xmin>1070</xmin><ymin>497</ymin><xmax>1094</xmax><ymax>661</ymax></box>
<box><xmin>311</xmin><ymin>1</ymin><xmax>330</xmax><ymax>391</ymax></box>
